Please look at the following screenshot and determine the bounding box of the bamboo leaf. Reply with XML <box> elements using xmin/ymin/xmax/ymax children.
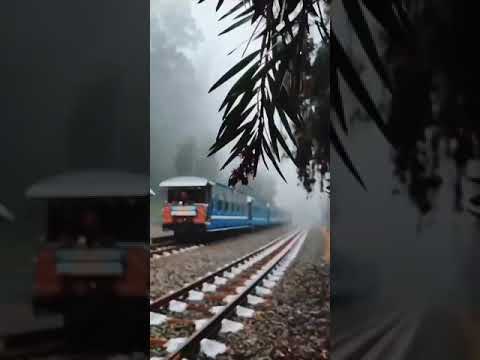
<box><xmin>262</xmin><ymin>137</ymin><xmax>287</xmax><ymax>182</ymax></box>
<box><xmin>219</xmin><ymin>2</ymin><xmax>247</xmax><ymax>20</ymax></box>
<box><xmin>331</xmin><ymin>125</ymin><xmax>366</xmax><ymax>189</ymax></box>
<box><xmin>343</xmin><ymin>0</ymin><xmax>392</xmax><ymax>91</ymax></box>
<box><xmin>219</xmin><ymin>14</ymin><xmax>254</xmax><ymax>36</ymax></box>
<box><xmin>332</xmin><ymin>32</ymin><xmax>391</xmax><ymax>142</ymax></box>
<box><xmin>209</xmin><ymin>50</ymin><xmax>261</xmax><ymax>93</ymax></box>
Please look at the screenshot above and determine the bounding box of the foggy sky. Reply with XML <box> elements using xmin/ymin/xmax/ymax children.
<box><xmin>331</xmin><ymin>0</ymin><xmax>476</xmax><ymax>312</ymax></box>
<box><xmin>150</xmin><ymin>0</ymin><xmax>327</xmax><ymax>227</ymax></box>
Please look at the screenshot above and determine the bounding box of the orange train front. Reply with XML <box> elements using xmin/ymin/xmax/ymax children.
<box><xmin>26</xmin><ymin>171</ymin><xmax>149</xmax><ymax>323</ymax></box>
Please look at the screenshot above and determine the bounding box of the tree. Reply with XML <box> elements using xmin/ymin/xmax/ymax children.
<box><xmin>198</xmin><ymin>0</ymin><xmax>330</xmax><ymax>193</ymax></box>
<box><xmin>174</xmin><ymin>138</ymin><xmax>197</xmax><ymax>175</ymax></box>
<box><xmin>331</xmin><ymin>1</ymin><xmax>480</xmax><ymax>214</ymax></box>
<box><xmin>297</xmin><ymin>42</ymin><xmax>329</xmax><ymax>193</ymax></box>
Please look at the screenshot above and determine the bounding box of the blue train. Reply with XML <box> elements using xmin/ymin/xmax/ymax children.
<box><xmin>157</xmin><ymin>176</ymin><xmax>290</xmax><ymax>237</ymax></box>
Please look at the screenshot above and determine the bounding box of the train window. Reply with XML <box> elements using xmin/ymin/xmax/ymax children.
<box><xmin>168</xmin><ymin>188</ymin><xmax>207</xmax><ymax>204</ymax></box>
<box><xmin>47</xmin><ymin>197</ymin><xmax>149</xmax><ymax>244</ymax></box>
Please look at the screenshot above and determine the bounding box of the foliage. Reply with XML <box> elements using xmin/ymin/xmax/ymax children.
<box><xmin>199</xmin><ymin>0</ymin><xmax>329</xmax><ymax>192</ymax></box>
<box><xmin>330</xmin><ymin>0</ymin><xmax>412</xmax><ymax>188</ymax></box>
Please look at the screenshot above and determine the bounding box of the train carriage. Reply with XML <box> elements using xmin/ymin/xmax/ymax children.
<box><xmin>158</xmin><ymin>176</ymin><xmax>288</xmax><ymax>239</ymax></box>
<box><xmin>27</xmin><ymin>170</ymin><xmax>149</xmax><ymax>338</ymax></box>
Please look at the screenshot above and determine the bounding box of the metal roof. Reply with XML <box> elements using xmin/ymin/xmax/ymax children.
<box><xmin>0</xmin><ymin>203</ymin><xmax>14</xmax><ymax>222</ymax></box>
<box><xmin>26</xmin><ymin>170</ymin><xmax>149</xmax><ymax>199</ymax></box>
<box><xmin>158</xmin><ymin>176</ymin><xmax>215</xmax><ymax>188</ymax></box>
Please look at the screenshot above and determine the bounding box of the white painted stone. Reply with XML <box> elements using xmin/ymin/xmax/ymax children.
<box><xmin>165</xmin><ymin>338</ymin><xmax>188</xmax><ymax>353</ymax></box>
<box><xmin>255</xmin><ymin>286</ymin><xmax>272</xmax><ymax>296</ymax></box>
<box><xmin>247</xmin><ymin>294</ymin><xmax>265</xmax><ymax>305</ymax></box>
<box><xmin>223</xmin><ymin>271</ymin><xmax>235</xmax><ymax>279</ymax></box>
<box><xmin>200</xmin><ymin>338</ymin><xmax>227</xmax><ymax>358</ymax></box>
<box><xmin>231</xmin><ymin>267</ymin><xmax>242</xmax><ymax>275</ymax></box>
<box><xmin>268</xmin><ymin>274</ymin><xmax>281</xmax><ymax>282</ymax></box>
<box><xmin>194</xmin><ymin>318</ymin><xmax>209</xmax><ymax>331</ymax></box>
<box><xmin>168</xmin><ymin>300</ymin><xmax>187</xmax><ymax>313</ymax></box>
<box><xmin>236</xmin><ymin>305</ymin><xmax>255</xmax><ymax>318</ymax></box>
<box><xmin>214</xmin><ymin>276</ymin><xmax>228</xmax><ymax>285</ymax></box>
<box><xmin>220</xmin><ymin>319</ymin><xmax>244</xmax><ymax>333</ymax></box>
<box><xmin>263</xmin><ymin>279</ymin><xmax>276</xmax><ymax>289</ymax></box>
<box><xmin>202</xmin><ymin>283</ymin><xmax>217</xmax><ymax>292</ymax></box>
<box><xmin>187</xmin><ymin>290</ymin><xmax>204</xmax><ymax>301</ymax></box>
<box><xmin>209</xmin><ymin>305</ymin><xmax>225</xmax><ymax>314</ymax></box>
<box><xmin>150</xmin><ymin>312</ymin><xmax>168</xmax><ymax>325</ymax></box>
<box><xmin>222</xmin><ymin>294</ymin><xmax>237</xmax><ymax>304</ymax></box>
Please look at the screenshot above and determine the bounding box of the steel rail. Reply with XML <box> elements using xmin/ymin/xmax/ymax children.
<box><xmin>150</xmin><ymin>228</ymin><xmax>301</xmax><ymax>309</ymax></box>
<box><xmin>0</xmin><ymin>327</ymin><xmax>65</xmax><ymax>359</ymax></box>
<box><xmin>165</xmin><ymin>230</ymin><xmax>306</xmax><ymax>359</ymax></box>
<box><xmin>332</xmin><ymin>313</ymin><xmax>403</xmax><ymax>360</ymax></box>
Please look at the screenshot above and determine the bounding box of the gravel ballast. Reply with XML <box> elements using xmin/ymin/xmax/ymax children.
<box><xmin>214</xmin><ymin>227</ymin><xmax>330</xmax><ymax>360</ymax></box>
<box><xmin>150</xmin><ymin>226</ymin><xmax>291</xmax><ymax>300</ymax></box>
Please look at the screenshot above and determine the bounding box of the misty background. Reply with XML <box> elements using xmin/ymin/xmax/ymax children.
<box><xmin>0</xmin><ymin>1</ymin><xmax>149</xmax><ymax>304</ymax></box>
<box><xmin>332</xmin><ymin>3</ymin><xmax>479</xmax><ymax>350</ymax></box>
<box><xmin>150</xmin><ymin>0</ymin><xmax>328</xmax><ymax>228</ymax></box>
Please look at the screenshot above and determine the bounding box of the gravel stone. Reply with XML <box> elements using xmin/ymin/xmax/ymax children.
<box><xmin>215</xmin><ymin>227</ymin><xmax>330</xmax><ymax>360</ymax></box>
<box><xmin>150</xmin><ymin>227</ymin><xmax>290</xmax><ymax>299</ymax></box>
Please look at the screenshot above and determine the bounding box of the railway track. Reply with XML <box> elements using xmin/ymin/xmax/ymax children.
<box><xmin>0</xmin><ymin>327</ymin><xmax>66</xmax><ymax>359</ymax></box>
<box><xmin>332</xmin><ymin>312</ymin><xmax>419</xmax><ymax>360</ymax></box>
<box><xmin>149</xmin><ymin>228</ymin><xmax>307</xmax><ymax>359</ymax></box>
<box><xmin>150</xmin><ymin>241</ymin><xmax>205</xmax><ymax>259</ymax></box>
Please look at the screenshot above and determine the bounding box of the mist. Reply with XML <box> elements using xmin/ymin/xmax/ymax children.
<box><xmin>150</xmin><ymin>0</ymin><xmax>328</xmax><ymax>227</ymax></box>
<box><xmin>332</xmin><ymin>0</ymin><xmax>472</xmax><ymax>313</ymax></box>
<box><xmin>0</xmin><ymin>1</ymin><xmax>149</xmax><ymax>303</ymax></box>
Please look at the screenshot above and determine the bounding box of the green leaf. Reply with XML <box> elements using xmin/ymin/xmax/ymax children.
<box><xmin>275</xmin><ymin>124</ymin><xmax>297</xmax><ymax>166</ymax></box>
<box><xmin>218</xmin><ymin>63</ymin><xmax>260</xmax><ymax>112</ymax></box>
<box><xmin>332</xmin><ymin>32</ymin><xmax>391</xmax><ymax>143</ymax></box>
<box><xmin>219</xmin><ymin>101</ymin><xmax>256</xmax><ymax>140</ymax></box>
<box><xmin>331</xmin><ymin>65</ymin><xmax>348</xmax><ymax>133</ymax></box>
<box><xmin>264</xmin><ymin>99</ymin><xmax>279</xmax><ymax>160</ymax></box>
<box><xmin>219</xmin><ymin>2</ymin><xmax>249</xmax><ymax>21</ymax></box>
<box><xmin>209</xmin><ymin>50</ymin><xmax>261</xmax><ymax>93</ymax></box>
<box><xmin>233</xmin><ymin>5</ymin><xmax>255</xmax><ymax>20</ymax></box>
<box><xmin>262</xmin><ymin>137</ymin><xmax>286</xmax><ymax>182</ymax></box>
<box><xmin>331</xmin><ymin>125</ymin><xmax>366</xmax><ymax>189</ymax></box>
<box><xmin>216</xmin><ymin>0</ymin><xmax>225</xmax><ymax>12</ymax></box>
<box><xmin>220</xmin><ymin>122</ymin><xmax>256</xmax><ymax>169</ymax></box>
<box><xmin>277</xmin><ymin>108</ymin><xmax>297</xmax><ymax>146</ymax></box>
<box><xmin>360</xmin><ymin>1</ymin><xmax>409</xmax><ymax>42</ymax></box>
<box><xmin>343</xmin><ymin>0</ymin><xmax>392</xmax><ymax>91</ymax></box>
<box><xmin>210</xmin><ymin>117</ymin><xmax>254</xmax><ymax>156</ymax></box>
<box><xmin>218</xmin><ymin>14</ymin><xmax>254</xmax><ymax>36</ymax></box>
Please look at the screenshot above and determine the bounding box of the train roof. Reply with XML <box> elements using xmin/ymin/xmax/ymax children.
<box><xmin>26</xmin><ymin>170</ymin><xmax>149</xmax><ymax>199</ymax></box>
<box><xmin>159</xmin><ymin>176</ymin><xmax>215</xmax><ymax>188</ymax></box>
<box><xmin>0</xmin><ymin>203</ymin><xmax>14</xmax><ymax>222</ymax></box>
